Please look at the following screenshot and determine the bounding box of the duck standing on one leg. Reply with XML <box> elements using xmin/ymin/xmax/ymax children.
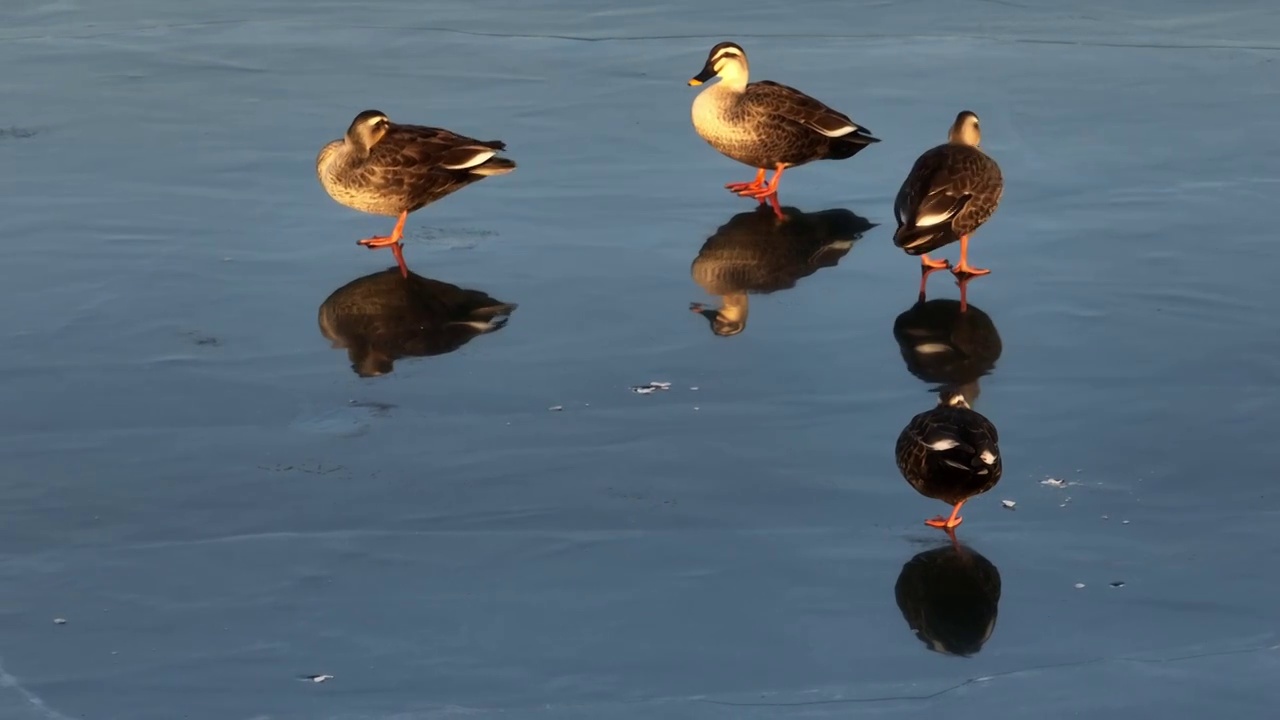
<box><xmin>317</xmin><ymin>110</ymin><xmax>516</xmax><ymax>278</ymax></box>
<box><xmin>893</xmin><ymin>111</ymin><xmax>1003</xmax><ymax>295</ymax></box>
<box><xmin>895</xmin><ymin>389</ymin><xmax>1002</xmax><ymax>530</ymax></box>
<box><xmin>687</xmin><ymin>42</ymin><xmax>879</xmax><ymax>217</ymax></box>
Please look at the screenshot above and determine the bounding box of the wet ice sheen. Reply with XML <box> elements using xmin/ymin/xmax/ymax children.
<box><xmin>2</xmin><ymin>1</ymin><xmax>1280</xmax><ymax>719</ymax></box>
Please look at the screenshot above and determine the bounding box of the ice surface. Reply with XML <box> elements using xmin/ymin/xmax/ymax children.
<box><xmin>2</xmin><ymin>1</ymin><xmax>1280</xmax><ymax>718</ymax></box>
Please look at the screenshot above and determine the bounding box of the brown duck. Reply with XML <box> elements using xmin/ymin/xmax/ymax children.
<box><xmin>316</xmin><ymin>110</ymin><xmax>515</xmax><ymax>277</ymax></box>
<box><xmin>688</xmin><ymin>42</ymin><xmax>879</xmax><ymax>216</ymax></box>
<box><xmin>895</xmin><ymin>389</ymin><xmax>1002</xmax><ymax>530</ymax></box>
<box><xmin>893</xmin><ymin>111</ymin><xmax>1003</xmax><ymax>282</ymax></box>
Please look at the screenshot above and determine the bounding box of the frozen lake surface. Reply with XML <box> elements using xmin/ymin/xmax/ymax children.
<box><xmin>3</xmin><ymin>1</ymin><xmax>1280</xmax><ymax>718</ymax></box>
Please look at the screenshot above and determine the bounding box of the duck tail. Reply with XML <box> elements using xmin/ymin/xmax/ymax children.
<box><xmin>893</xmin><ymin>224</ymin><xmax>956</xmax><ymax>255</ymax></box>
<box><xmin>467</xmin><ymin>302</ymin><xmax>518</xmax><ymax>319</ymax></box>
<box><xmin>470</xmin><ymin>157</ymin><xmax>516</xmax><ymax>176</ymax></box>
<box><xmin>449</xmin><ymin>316</ymin><xmax>510</xmax><ymax>333</ymax></box>
<box><xmin>826</xmin><ymin>129</ymin><xmax>880</xmax><ymax>160</ymax></box>
<box><xmin>971</xmin><ymin>439</ymin><xmax>1000</xmax><ymax>472</ymax></box>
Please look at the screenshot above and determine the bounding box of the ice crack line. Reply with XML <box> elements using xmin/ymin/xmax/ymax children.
<box><xmin>0</xmin><ymin>654</ymin><xmax>75</xmax><ymax>720</ymax></box>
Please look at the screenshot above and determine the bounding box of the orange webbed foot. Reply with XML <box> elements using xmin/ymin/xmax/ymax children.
<box><xmin>358</xmin><ymin>235</ymin><xmax>400</xmax><ymax>249</ymax></box>
<box><xmin>924</xmin><ymin>515</ymin><xmax>964</xmax><ymax>529</ymax></box>
<box><xmin>726</xmin><ymin>169</ymin><xmax>767</xmax><ymax>195</ymax></box>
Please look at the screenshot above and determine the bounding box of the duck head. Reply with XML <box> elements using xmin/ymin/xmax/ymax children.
<box><xmin>947</xmin><ymin>110</ymin><xmax>982</xmax><ymax>148</ymax></box>
<box><xmin>346</xmin><ymin>109</ymin><xmax>390</xmax><ymax>152</ymax></box>
<box><xmin>690</xmin><ymin>294</ymin><xmax>748</xmax><ymax>337</ymax></box>
<box><xmin>689</xmin><ymin>42</ymin><xmax>749</xmax><ymax>89</ymax></box>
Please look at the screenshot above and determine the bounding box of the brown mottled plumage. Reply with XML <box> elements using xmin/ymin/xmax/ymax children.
<box><xmin>895</xmin><ymin>389</ymin><xmax>1002</xmax><ymax>529</ymax></box>
<box><xmin>316</xmin><ymin>109</ymin><xmax>515</xmax><ymax>277</ymax></box>
<box><xmin>688</xmin><ymin>42</ymin><xmax>878</xmax><ymax>216</ymax></box>
<box><xmin>894</xmin><ymin>111</ymin><xmax>1002</xmax><ymax>277</ymax></box>
<box><xmin>689</xmin><ymin>204</ymin><xmax>874</xmax><ymax>336</ymax></box>
<box><xmin>895</xmin><ymin>540</ymin><xmax>1001</xmax><ymax>657</ymax></box>
<box><xmin>318</xmin><ymin>267</ymin><xmax>517</xmax><ymax>378</ymax></box>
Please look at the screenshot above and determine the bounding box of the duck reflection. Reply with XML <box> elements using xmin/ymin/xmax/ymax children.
<box><xmin>318</xmin><ymin>267</ymin><xmax>517</xmax><ymax>377</ymax></box>
<box><xmin>895</xmin><ymin>535</ymin><xmax>1001</xmax><ymax>657</ymax></box>
<box><xmin>892</xmin><ymin>276</ymin><xmax>1001</xmax><ymax>401</ymax></box>
<box><xmin>689</xmin><ymin>204</ymin><xmax>874</xmax><ymax>336</ymax></box>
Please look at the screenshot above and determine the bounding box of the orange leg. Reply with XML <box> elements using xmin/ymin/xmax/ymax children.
<box><xmin>764</xmin><ymin>193</ymin><xmax>785</xmax><ymax>220</ymax></box>
<box><xmin>921</xmin><ymin>254</ymin><xmax>949</xmax><ymax>270</ymax></box>
<box><xmin>951</xmin><ymin>235</ymin><xmax>989</xmax><ymax>277</ymax></box>
<box><xmin>740</xmin><ymin>164</ymin><xmax>787</xmax><ymax>201</ymax></box>
<box><xmin>358</xmin><ymin>210</ymin><xmax>411</xmax><ymax>278</ymax></box>
<box><xmin>726</xmin><ymin>169</ymin><xmax>767</xmax><ymax>194</ymax></box>
<box><xmin>918</xmin><ymin>263</ymin><xmax>949</xmax><ymax>301</ymax></box>
<box><xmin>925</xmin><ymin>500</ymin><xmax>966</xmax><ymax>529</ymax></box>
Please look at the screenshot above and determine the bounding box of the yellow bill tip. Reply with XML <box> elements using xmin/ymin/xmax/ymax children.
<box><xmin>687</xmin><ymin>78</ymin><xmax>703</xmax><ymax>86</ymax></box>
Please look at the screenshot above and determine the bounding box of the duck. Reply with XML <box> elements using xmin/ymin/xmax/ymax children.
<box><xmin>895</xmin><ymin>388</ymin><xmax>1001</xmax><ymax>530</ymax></box>
<box><xmin>893</xmin><ymin>111</ymin><xmax>1003</xmax><ymax>279</ymax></box>
<box><xmin>892</xmin><ymin>289</ymin><xmax>1002</xmax><ymax>393</ymax></box>
<box><xmin>689</xmin><ymin>204</ymin><xmax>873</xmax><ymax>336</ymax></box>
<box><xmin>687</xmin><ymin>42</ymin><xmax>879</xmax><ymax>216</ymax></box>
<box><xmin>316</xmin><ymin>109</ymin><xmax>516</xmax><ymax>278</ymax></box>
<box><xmin>318</xmin><ymin>266</ymin><xmax>517</xmax><ymax>377</ymax></box>
<box><xmin>894</xmin><ymin>537</ymin><xmax>1001</xmax><ymax>657</ymax></box>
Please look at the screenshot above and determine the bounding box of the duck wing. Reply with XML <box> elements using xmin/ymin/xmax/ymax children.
<box><xmin>895</xmin><ymin>146</ymin><xmax>1001</xmax><ymax>250</ymax></box>
<box><xmin>377</xmin><ymin>123</ymin><xmax>506</xmax><ymax>172</ymax></box>
<box><xmin>910</xmin><ymin>407</ymin><xmax>1000</xmax><ymax>473</ymax></box>
<box><xmin>749</xmin><ymin>81</ymin><xmax>877</xmax><ymax>139</ymax></box>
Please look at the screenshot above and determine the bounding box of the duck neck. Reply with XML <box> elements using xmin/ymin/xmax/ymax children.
<box><xmin>716</xmin><ymin>64</ymin><xmax>749</xmax><ymax>92</ymax></box>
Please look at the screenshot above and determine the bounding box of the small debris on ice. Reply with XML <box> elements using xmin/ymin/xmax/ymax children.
<box><xmin>1074</xmin><ymin>583</ymin><xmax>1086</xmax><ymax>589</ymax></box>
<box><xmin>630</xmin><ymin>382</ymin><xmax>672</xmax><ymax>394</ymax></box>
<box><xmin>53</xmin><ymin>618</ymin><xmax>67</xmax><ymax>625</ymax></box>
<box><xmin>1101</xmin><ymin>515</ymin><xmax>1110</xmax><ymax>520</ymax></box>
<box><xmin>690</xmin><ymin>386</ymin><xmax>699</xmax><ymax>391</ymax></box>
<box><xmin>299</xmin><ymin>675</ymin><xmax>333</xmax><ymax>683</ymax></box>
<box><xmin>1001</xmin><ymin>499</ymin><xmax>1016</xmax><ymax>510</ymax></box>
<box><xmin>548</xmin><ymin>405</ymin><xmax>563</xmax><ymax>412</ymax></box>
<box><xmin>1122</xmin><ymin>520</ymin><xmax>1130</xmax><ymax>525</ymax></box>
<box><xmin>1110</xmin><ymin>581</ymin><xmax>1125</xmax><ymax>588</ymax></box>
<box><xmin>1041</xmin><ymin>478</ymin><xmax>1068</xmax><ymax>488</ymax></box>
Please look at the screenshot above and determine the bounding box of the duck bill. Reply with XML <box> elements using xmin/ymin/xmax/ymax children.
<box><xmin>688</xmin><ymin>65</ymin><xmax>716</xmax><ymax>86</ymax></box>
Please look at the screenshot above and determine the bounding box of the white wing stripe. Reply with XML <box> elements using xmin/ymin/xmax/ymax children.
<box><xmin>442</xmin><ymin>149</ymin><xmax>496</xmax><ymax>170</ymax></box>
<box><xmin>913</xmin><ymin>207</ymin><xmax>957</xmax><ymax>227</ymax></box>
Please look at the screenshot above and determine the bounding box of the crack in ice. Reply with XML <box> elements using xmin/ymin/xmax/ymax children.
<box><xmin>0</xmin><ymin>655</ymin><xmax>75</xmax><ymax>720</ymax></box>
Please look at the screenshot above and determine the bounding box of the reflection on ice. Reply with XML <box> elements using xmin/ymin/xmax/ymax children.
<box><xmin>894</xmin><ymin>536</ymin><xmax>1002</xmax><ymax>657</ymax></box>
<box><xmin>689</xmin><ymin>204</ymin><xmax>873</xmax><ymax>336</ymax></box>
<box><xmin>892</xmin><ymin>287</ymin><xmax>1002</xmax><ymax>401</ymax></box>
<box><xmin>318</xmin><ymin>267</ymin><xmax>516</xmax><ymax>377</ymax></box>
